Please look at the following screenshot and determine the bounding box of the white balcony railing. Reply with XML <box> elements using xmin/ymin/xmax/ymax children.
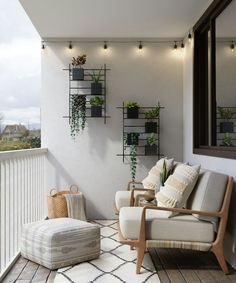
<box><xmin>0</xmin><ymin>148</ymin><xmax>48</xmax><ymax>273</ymax></box>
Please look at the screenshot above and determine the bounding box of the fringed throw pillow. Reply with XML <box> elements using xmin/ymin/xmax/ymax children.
<box><xmin>156</xmin><ymin>163</ymin><xmax>200</xmax><ymax>217</ymax></box>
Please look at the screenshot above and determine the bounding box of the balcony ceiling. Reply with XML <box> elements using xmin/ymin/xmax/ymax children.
<box><xmin>19</xmin><ymin>0</ymin><xmax>212</xmax><ymax>39</ymax></box>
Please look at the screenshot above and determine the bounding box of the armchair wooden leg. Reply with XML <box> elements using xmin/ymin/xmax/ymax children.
<box><xmin>136</xmin><ymin>245</ymin><xmax>145</xmax><ymax>274</ymax></box>
<box><xmin>212</xmin><ymin>245</ymin><xmax>229</xmax><ymax>275</ymax></box>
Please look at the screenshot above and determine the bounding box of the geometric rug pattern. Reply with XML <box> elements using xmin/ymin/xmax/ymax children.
<box><xmin>54</xmin><ymin>220</ymin><xmax>160</xmax><ymax>283</ymax></box>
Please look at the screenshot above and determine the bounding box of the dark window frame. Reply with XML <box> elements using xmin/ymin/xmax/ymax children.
<box><xmin>193</xmin><ymin>0</ymin><xmax>236</xmax><ymax>159</ymax></box>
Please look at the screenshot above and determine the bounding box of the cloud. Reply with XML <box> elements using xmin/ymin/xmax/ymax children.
<box><xmin>0</xmin><ymin>0</ymin><xmax>39</xmax><ymax>42</ymax></box>
<box><xmin>0</xmin><ymin>0</ymin><xmax>40</xmax><ymax>124</ymax></box>
<box><xmin>2</xmin><ymin>107</ymin><xmax>40</xmax><ymax>126</ymax></box>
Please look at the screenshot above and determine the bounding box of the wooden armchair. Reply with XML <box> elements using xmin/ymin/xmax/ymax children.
<box><xmin>114</xmin><ymin>181</ymin><xmax>154</xmax><ymax>214</ymax></box>
<box><xmin>118</xmin><ymin>171</ymin><xmax>233</xmax><ymax>275</ymax></box>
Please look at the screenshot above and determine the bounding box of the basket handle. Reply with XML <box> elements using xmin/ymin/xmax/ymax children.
<box><xmin>50</xmin><ymin>189</ymin><xmax>58</xmax><ymax>197</ymax></box>
<box><xmin>70</xmin><ymin>184</ymin><xmax>79</xmax><ymax>193</ymax></box>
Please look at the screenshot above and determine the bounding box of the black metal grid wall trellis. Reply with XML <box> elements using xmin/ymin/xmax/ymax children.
<box><xmin>117</xmin><ymin>104</ymin><xmax>164</xmax><ymax>162</ymax></box>
<box><xmin>216</xmin><ymin>106</ymin><xmax>236</xmax><ymax>146</ymax></box>
<box><xmin>62</xmin><ymin>64</ymin><xmax>110</xmax><ymax>124</ymax></box>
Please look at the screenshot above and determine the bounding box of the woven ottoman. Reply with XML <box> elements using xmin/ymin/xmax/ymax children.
<box><xmin>21</xmin><ymin>218</ymin><xmax>100</xmax><ymax>269</ymax></box>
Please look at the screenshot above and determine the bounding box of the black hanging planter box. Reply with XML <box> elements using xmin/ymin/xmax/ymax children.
<box><xmin>91</xmin><ymin>106</ymin><xmax>102</xmax><ymax>117</ymax></box>
<box><xmin>127</xmin><ymin>107</ymin><xmax>139</xmax><ymax>119</ymax></box>
<box><xmin>145</xmin><ymin>144</ymin><xmax>157</xmax><ymax>156</ymax></box>
<box><xmin>145</xmin><ymin>122</ymin><xmax>157</xmax><ymax>133</ymax></box>
<box><xmin>72</xmin><ymin>68</ymin><xmax>84</xmax><ymax>81</ymax></box>
<box><xmin>91</xmin><ymin>82</ymin><xmax>102</xmax><ymax>95</ymax></box>
<box><xmin>220</xmin><ymin>122</ymin><xmax>234</xmax><ymax>133</ymax></box>
<box><xmin>126</xmin><ymin>133</ymin><xmax>139</xmax><ymax>145</ymax></box>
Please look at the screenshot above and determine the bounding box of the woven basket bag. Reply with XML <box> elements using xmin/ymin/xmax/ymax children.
<box><xmin>47</xmin><ymin>185</ymin><xmax>79</xmax><ymax>219</ymax></box>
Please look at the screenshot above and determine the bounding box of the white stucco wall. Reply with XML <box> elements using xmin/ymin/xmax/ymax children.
<box><xmin>183</xmin><ymin>40</ymin><xmax>236</xmax><ymax>268</ymax></box>
<box><xmin>41</xmin><ymin>41</ymin><xmax>183</xmax><ymax>219</ymax></box>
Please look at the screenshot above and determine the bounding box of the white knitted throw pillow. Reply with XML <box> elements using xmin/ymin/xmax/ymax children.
<box><xmin>156</xmin><ymin>164</ymin><xmax>200</xmax><ymax>217</ymax></box>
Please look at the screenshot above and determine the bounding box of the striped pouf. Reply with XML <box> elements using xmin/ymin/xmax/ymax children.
<box><xmin>21</xmin><ymin>218</ymin><xmax>100</xmax><ymax>269</ymax></box>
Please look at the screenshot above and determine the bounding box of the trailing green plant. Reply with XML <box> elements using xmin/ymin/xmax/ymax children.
<box><xmin>130</xmin><ymin>145</ymin><xmax>138</xmax><ymax>181</ymax></box>
<box><xmin>72</xmin><ymin>55</ymin><xmax>87</xmax><ymax>68</ymax></box>
<box><xmin>218</xmin><ymin>107</ymin><xmax>233</xmax><ymax>120</ymax></box>
<box><xmin>70</xmin><ymin>94</ymin><xmax>86</xmax><ymax>138</ymax></box>
<box><xmin>146</xmin><ymin>133</ymin><xmax>156</xmax><ymax>146</ymax></box>
<box><xmin>222</xmin><ymin>133</ymin><xmax>233</xmax><ymax>146</ymax></box>
<box><xmin>145</xmin><ymin>104</ymin><xmax>161</xmax><ymax>120</ymax></box>
<box><xmin>90</xmin><ymin>96</ymin><xmax>104</xmax><ymax>106</ymax></box>
<box><xmin>124</xmin><ymin>133</ymin><xmax>140</xmax><ymax>181</ymax></box>
<box><xmin>160</xmin><ymin>160</ymin><xmax>172</xmax><ymax>186</ymax></box>
<box><xmin>124</xmin><ymin>101</ymin><xmax>140</xmax><ymax>109</ymax></box>
<box><xmin>90</xmin><ymin>68</ymin><xmax>103</xmax><ymax>83</ymax></box>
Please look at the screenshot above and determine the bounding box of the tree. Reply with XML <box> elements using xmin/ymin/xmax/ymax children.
<box><xmin>0</xmin><ymin>113</ymin><xmax>4</xmax><ymax>135</ymax></box>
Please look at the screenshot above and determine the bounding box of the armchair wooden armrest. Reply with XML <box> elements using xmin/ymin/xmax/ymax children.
<box><xmin>127</xmin><ymin>181</ymin><xmax>143</xmax><ymax>191</ymax></box>
<box><xmin>137</xmin><ymin>205</ymin><xmax>222</xmax><ymax>255</ymax></box>
<box><xmin>138</xmin><ymin>205</ymin><xmax>222</xmax><ymax>245</ymax></box>
<box><xmin>130</xmin><ymin>187</ymin><xmax>153</xmax><ymax>206</ymax></box>
<box><xmin>141</xmin><ymin>205</ymin><xmax>221</xmax><ymax>219</ymax></box>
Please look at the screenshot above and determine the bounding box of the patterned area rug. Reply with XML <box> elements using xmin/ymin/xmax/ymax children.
<box><xmin>54</xmin><ymin>220</ymin><xmax>160</xmax><ymax>283</ymax></box>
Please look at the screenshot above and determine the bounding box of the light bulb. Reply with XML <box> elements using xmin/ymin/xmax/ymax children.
<box><xmin>174</xmin><ymin>41</ymin><xmax>178</xmax><ymax>50</ymax></box>
<box><xmin>230</xmin><ymin>41</ymin><xmax>235</xmax><ymax>52</ymax></box>
<box><xmin>138</xmin><ymin>41</ymin><xmax>143</xmax><ymax>50</ymax></box>
<box><xmin>188</xmin><ymin>32</ymin><xmax>192</xmax><ymax>42</ymax></box>
<box><xmin>104</xmin><ymin>41</ymin><xmax>108</xmax><ymax>49</ymax></box>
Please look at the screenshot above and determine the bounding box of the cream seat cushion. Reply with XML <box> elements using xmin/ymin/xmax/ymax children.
<box><xmin>119</xmin><ymin>207</ymin><xmax>214</xmax><ymax>243</ymax></box>
<box><xmin>115</xmin><ymin>190</ymin><xmax>142</xmax><ymax>211</ymax></box>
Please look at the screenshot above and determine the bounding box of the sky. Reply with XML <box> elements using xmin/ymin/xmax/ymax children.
<box><xmin>0</xmin><ymin>0</ymin><xmax>40</xmax><ymax>129</ymax></box>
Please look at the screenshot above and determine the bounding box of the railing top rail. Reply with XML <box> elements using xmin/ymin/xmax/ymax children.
<box><xmin>0</xmin><ymin>148</ymin><xmax>48</xmax><ymax>161</ymax></box>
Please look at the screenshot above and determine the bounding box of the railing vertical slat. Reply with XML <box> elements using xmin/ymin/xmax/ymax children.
<box><xmin>0</xmin><ymin>148</ymin><xmax>47</xmax><ymax>274</ymax></box>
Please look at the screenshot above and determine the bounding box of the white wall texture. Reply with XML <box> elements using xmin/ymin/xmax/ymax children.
<box><xmin>183</xmin><ymin>40</ymin><xmax>236</xmax><ymax>268</ymax></box>
<box><xmin>41</xmin><ymin>41</ymin><xmax>183</xmax><ymax>219</ymax></box>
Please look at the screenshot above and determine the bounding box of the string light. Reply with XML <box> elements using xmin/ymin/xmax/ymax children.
<box><xmin>174</xmin><ymin>41</ymin><xmax>178</xmax><ymax>50</ymax></box>
<box><xmin>188</xmin><ymin>32</ymin><xmax>192</xmax><ymax>42</ymax></box>
<box><xmin>138</xmin><ymin>41</ymin><xmax>143</xmax><ymax>50</ymax></box>
<box><xmin>230</xmin><ymin>41</ymin><xmax>235</xmax><ymax>52</ymax></box>
<box><xmin>40</xmin><ymin>39</ymin><xmax>190</xmax><ymax>51</ymax></box>
<box><xmin>41</xmin><ymin>41</ymin><xmax>45</xmax><ymax>49</ymax></box>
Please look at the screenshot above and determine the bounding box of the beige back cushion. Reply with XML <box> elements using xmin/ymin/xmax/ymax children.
<box><xmin>187</xmin><ymin>169</ymin><xmax>228</xmax><ymax>224</ymax></box>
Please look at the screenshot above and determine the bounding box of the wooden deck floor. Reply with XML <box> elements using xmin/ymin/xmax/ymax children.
<box><xmin>2</xmin><ymin>249</ymin><xmax>236</xmax><ymax>283</ymax></box>
<box><xmin>150</xmin><ymin>248</ymin><xmax>236</xmax><ymax>283</ymax></box>
<box><xmin>1</xmin><ymin>257</ymin><xmax>56</xmax><ymax>283</ymax></box>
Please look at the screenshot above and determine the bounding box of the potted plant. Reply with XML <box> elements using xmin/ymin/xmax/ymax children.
<box><xmin>145</xmin><ymin>133</ymin><xmax>157</xmax><ymax>155</ymax></box>
<box><xmin>160</xmin><ymin>160</ymin><xmax>172</xmax><ymax>186</ymax></box>
<box><xmin>218</xmin><ymin>107</ymin><xmax>234</xmax><ymax>133</ymax></box>
<box><xmin>222</xmin><ymin>133</ymin><xmax>233</xmax><ymax>147</ymax></box>
<box><xmin>126</xmin><ymin>132</ymin><xmax>140</xmax><ymax>145</ymax></box>
<box><xmin>71</xmin><ymin>55</ymin><xmax>86</xmax><ymax>81</ymax></box>
<box><xmin>70</xmin><ymin>94</ymin><xmax>86</xmax><ymax>138</ymax></box>
<box><xmin>90</xmin><ymin>96</ymin><xmax>104</xmax><ymax>117</ymax></box>
<box><xmin>124</xmin><ymin>101</ymin><xmax>140</xmax><ymax>119</ymax></box>
<box><xmin>144</xmin><ymin>104</ymin><xmax>161</xmax><ymax>133</ymax></box>
<box><xmin>90</xmin><ymin>68</ymin><xmax>103</xmax><ymax>95</ymax></box>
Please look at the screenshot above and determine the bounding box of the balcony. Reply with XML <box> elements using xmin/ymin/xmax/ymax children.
<box><xmin>0</xmin><ymin>148</ymin><xmax>48</xmax><ymax>277</ymax></box>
